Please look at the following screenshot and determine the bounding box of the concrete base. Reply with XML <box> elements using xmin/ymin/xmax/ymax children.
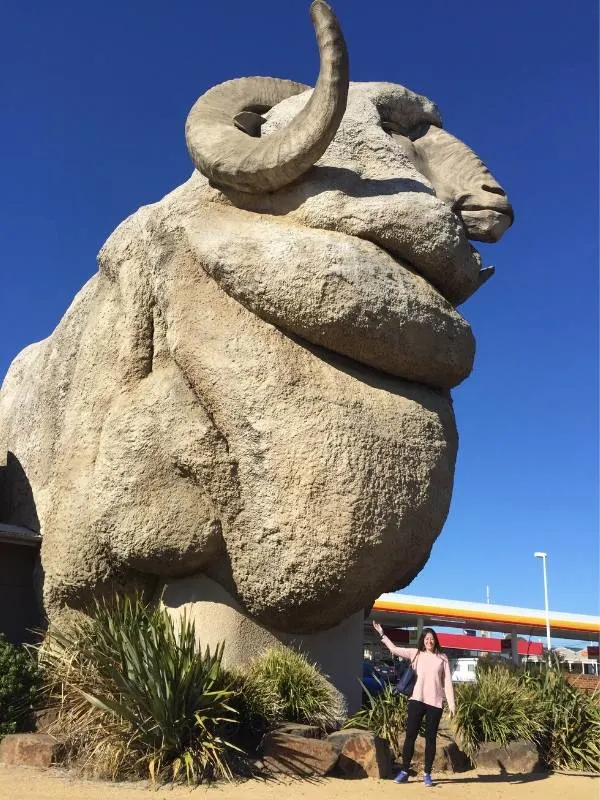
<box><xmin>159</xmin><ymin>574</ymin><xmax>364</xmax><ymax>714</ymax></box>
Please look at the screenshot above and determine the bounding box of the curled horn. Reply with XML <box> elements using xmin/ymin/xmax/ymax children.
<box><xmin>185</xmin><ymin>1</ymin><xmax>349</xmax><ymax>193</ymax></box>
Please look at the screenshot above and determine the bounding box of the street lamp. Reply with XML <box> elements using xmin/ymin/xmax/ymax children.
<box><xmin>534</xmin><ymin>552</ymin><xmax>552</xmax><ymax>656</ymax></box>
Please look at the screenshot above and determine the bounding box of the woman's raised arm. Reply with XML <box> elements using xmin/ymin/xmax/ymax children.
<box><xmin>372</xmin><ymin>620</ymin><xmax>418</xmax><ymax>659</ymax></box>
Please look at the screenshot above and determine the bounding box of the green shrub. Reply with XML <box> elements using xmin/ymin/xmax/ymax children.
<box><xmin>244</xmin><ymin>645</ymin><xmax>346</xmax><ymax>731</ymax></box>
<box><xmin>0</xmin><ymin>634</ymin><xmax>41</xmax><ymax>736</ymax></box>
<box><xmin>453</xmin><ymin>664</ymin><xmax>544</xmax><ymax>760</ymax></box>
<box><xmin>456</xmin><ymin>659</ymin><xmax>600</xmax><ymax>772</ymax></box>
<box><xmin>344</xmin><ymin>680</ymin><xmax>408</xmax><ymax>757</ymax></box>
<box><xmin>223</xmin><ymin>669</ymin><xmax>284</xmax><ymax>749</ymax></box>
<box><xmin>37</xmin><ymin>596</ymin><xmax>239</xmax><ymax>783</ymax></box>
<box><xmin>521</xmin><ymin>665</ymin><xmax>600</xmax><ymax>772</ymax></box>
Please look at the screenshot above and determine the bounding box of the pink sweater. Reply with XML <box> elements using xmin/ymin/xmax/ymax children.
<box><xmin>382</xmin><ymin>639</ymin><xmax>456</xmax><ymax>713</ymax></box>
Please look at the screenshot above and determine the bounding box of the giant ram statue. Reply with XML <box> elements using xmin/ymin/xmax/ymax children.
<box><xmin>0</xmin><ymin>2</ymin><xmax>512</xmax><ymax>705</ymax></box>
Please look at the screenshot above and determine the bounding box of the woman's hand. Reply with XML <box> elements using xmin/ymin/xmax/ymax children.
<box><xmin>372</xmin><ymin>621</ymin><xmax>383</xmax><ymax>637</ymax></box>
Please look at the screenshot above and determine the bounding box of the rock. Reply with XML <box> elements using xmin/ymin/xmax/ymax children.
<box><xmin>262</xmin><ymin>732</ymin><xmax>339</xmax><ymax>776</ymax></box>
<box><xmin>444</xmin><ymin>741</ymin><xmax>473</xmax><ymax>773</ymax></box>
<box><xmin>0</xmin><ymin>733</ymin><xmax>62</xmax><ymax>769</ymax></box>
<box><xmin>328</xmin><ymin>729</ymin><xmax>393</xmax><ymax>778</ymax></box>
<box><xmin>276</xmin><ymin>723</ymin><xmax>323</xmax><ymax>739</ymax></box>
<box><xmin>475</xmin><ymin>740</ymin><xmax>542</xmax><ymax>774</ymax></box>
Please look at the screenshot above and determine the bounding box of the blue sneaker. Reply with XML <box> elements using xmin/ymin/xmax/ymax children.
<box><xmin>394</xmin><ymin>770</ymin><xmax>409</xmax><ymax>783</ymax></box>
<box><xmin>423</xmin><ymin>773</ymin><xmax>434</xmax><ymax>787</ymax></box>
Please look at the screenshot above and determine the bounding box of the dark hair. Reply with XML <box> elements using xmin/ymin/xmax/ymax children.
<box><xmin>416</xmin><ymin>627</ymin><xmax>442</xmax><ymax>653</ymax></box>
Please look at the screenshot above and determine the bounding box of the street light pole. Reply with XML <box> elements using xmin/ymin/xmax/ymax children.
<box><xmin>534</xmin><ymin>552</ymin><xmax>552</xmax><ymax>656</ymax></box>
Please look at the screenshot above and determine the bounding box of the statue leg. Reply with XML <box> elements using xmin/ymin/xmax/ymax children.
<box><xmin>159</xmin><ymin>573</ymin><xmax>363</xmax><ymax>714</ymax></box>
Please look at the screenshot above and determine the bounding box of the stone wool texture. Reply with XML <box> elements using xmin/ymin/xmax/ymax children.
<box><xmin>0</xmin><ymin>82</ymin><xmax>505</xmax><ymax>633</ymax></box>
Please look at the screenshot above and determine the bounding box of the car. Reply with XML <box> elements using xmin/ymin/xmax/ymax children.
<box><xmin>362</xmin><ymin>660</ymin><xmax>394</xmax><ymax>696</ymax></box>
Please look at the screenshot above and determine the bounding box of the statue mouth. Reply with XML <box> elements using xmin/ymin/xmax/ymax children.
<box><xmin>453</xmin><ymin>199</ymin><xmax>514</xmax><ymax>245</ymax></box>
<box><xmin>459</xmin><ymin>209</ymin><xmax>512</xmax><ymax>244</ymax></box>
<box><xmin>458</xmin><ymin>201</ymin><xmax>514</xmax><ymax>221</ymax></box>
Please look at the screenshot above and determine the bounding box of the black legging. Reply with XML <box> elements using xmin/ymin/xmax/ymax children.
<box><xmin>402</xmin><ymin>699</ymin><xmax>443</xmax><ymax>774</ymax></box>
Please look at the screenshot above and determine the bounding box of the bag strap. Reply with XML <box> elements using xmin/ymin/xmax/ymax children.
<box><xmin>396</xmin><ymin>650</ymin><xmax>419</xmax><ymax>668</ymax></box>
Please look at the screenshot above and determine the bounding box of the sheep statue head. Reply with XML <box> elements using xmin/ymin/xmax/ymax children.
<box><xmin>0</xmin><ymin>2</ymin><xmax>512</xmax><ymax>692</ymax></box>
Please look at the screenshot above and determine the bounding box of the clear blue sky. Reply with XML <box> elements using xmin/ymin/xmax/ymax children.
<box><xmin>3</xmin><ymin>2</ymin><xmax>598</xmax><ymax>618</ymax></box>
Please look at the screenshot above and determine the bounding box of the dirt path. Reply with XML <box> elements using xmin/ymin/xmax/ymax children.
<box><xmin>0</xmin><ymin>765</ymin><xmax>597</xmax><ymax>800</ymax></box>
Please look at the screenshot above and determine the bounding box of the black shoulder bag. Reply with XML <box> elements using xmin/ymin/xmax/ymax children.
<box><xmin>394</xmin><ymin>653</ymin><xmax>418</xmax><ymax>696</ymax></box>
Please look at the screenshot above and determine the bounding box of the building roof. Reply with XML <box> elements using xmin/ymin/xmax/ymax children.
<box><xmin>372</xmin><ymin>593</ymin><xmax>600</xmax><ymax>642</ymax></box>
<box><xmin>0</xmin><ymin>523</ymin><xmax>41</xmax><ymax>547</ymax></box>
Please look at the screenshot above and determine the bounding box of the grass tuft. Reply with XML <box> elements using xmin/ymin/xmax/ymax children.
<box><xmin>244</xmin><ymin>645</ymin><xmax>346</xmax><ymax>732</ymax></box>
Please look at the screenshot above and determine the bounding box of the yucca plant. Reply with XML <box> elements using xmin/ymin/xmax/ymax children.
<box><xmin>245</xmin><ymin>645</ymin><xmax>346</xmax><ymax>731</ymax></box>
<box><xmin>452</xmin><ymin>664</ymin><xmax>544</xmax><ymax>760</ymax></box>
<box><xmin>521</xmin><ymin>665</ymin><xmax>600</xmax><ymax>772</ymax></box>
<box><xmin>37</xmin><ymin>595</ymin><xmax>240</xmax><ymax>782</ymax></box>
<box><xmin>344</xmin><ymin>679</ymin><xmax>408</xmax><ymax>757</ymax></box>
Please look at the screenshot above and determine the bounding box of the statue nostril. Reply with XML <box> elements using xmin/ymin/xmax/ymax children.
<box><xmin>482</xmin><ymin>183</ymin><xmax>506</xmax><ymax>197</ymax></box>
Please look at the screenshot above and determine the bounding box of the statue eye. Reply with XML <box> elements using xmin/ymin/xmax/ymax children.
<box><xmin>407</xmin><ymin>122</ymin><xmax>431</xmax><ymax>141</ymax></box>
<box><xmin>381</xmin><ymin>120</ymin><xmax>408</xmax><ymax>137</ymax></box>
<box><xmin>382</xmin><ymin>120</ymin><xmax>431</xmax><ymax>141</ymax></box>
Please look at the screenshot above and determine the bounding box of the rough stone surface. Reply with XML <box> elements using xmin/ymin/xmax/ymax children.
<box><xmin>0</xmin><ymin>75</ymin><xmax>512</xmax><ymax>637</ymax></box>
<box><xmin>475</xmin><ymin>740</ymin><xmax>542</xmax><ymax>774</ymax></box>
<box><xmin>183</xmin><ymin>205</ymin><xmax>475</xmax><ymax>390</ymax></box>
<box><xmin>444</xmin><ymin>741</ymin><xmax>473</xmax><ymax>773</ymax></box>
<box><xmin>262</xmin><ymin>732</ymin><xmax>339</xmax><ymax>776</ymax></box>
<box><xmin>0</xmin><ymin>194</ymin><xmax>459</xmax><ymax>631</ymax></box>
<box><xmin>0</xmin><ymin>733</ymin><xmax>62</xmax><ymax>769</ymax></box>
<box><xmin>328</xmin><ymin>729</ymin><xmax>393</xmax><ymax>778</ymax></box>
<box><xmin>276</xmin><ymin>723</ymin><xmax>323</xmax><ymax>739</ymax></box>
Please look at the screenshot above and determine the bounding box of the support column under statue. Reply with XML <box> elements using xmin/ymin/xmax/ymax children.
<box><xmin>159</xmin><ymin>574</ymin><xmax>364</xmax><ymax>714</ymax></box>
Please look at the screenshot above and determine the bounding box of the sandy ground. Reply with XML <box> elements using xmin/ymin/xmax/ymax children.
<box><xmin>0</xmin><ymin>765</ymin><xmax>597</xmax><ymax>800</ymax></box>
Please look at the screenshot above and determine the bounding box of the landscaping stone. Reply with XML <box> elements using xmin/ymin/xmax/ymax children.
<box><xmin>262</xmin><ymin>732</ymin><xmax>339</xmax><ymax>776</ymax></box>
<box><xmin>276</xmin><ymin>723</ymin><xmax>323</xmax><ymax>739</ymax></box>
<box><xmin>328</xmin><ymin>728</ymin><xmax>393</xmax><ymax>778</ymax></box>
<box><xmin>0</xmin><ymin>733</ymin><xmax>62</xmax><ymax>769</ymax></box>
<box><xmin>444</xmin><ymin>740</ymin><xmax>473</xmax><ymax>773</ymax></box>
<box><xmin>475</xmin><ymin>740</ymin><xmax>542</xmax><ymax>774</ymax></box>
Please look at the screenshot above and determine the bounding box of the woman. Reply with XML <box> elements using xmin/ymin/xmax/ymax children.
<box><xmin>372</xmin><ymin>621</ymin><xmax>455</xmax><ymax>787</ymax></box>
